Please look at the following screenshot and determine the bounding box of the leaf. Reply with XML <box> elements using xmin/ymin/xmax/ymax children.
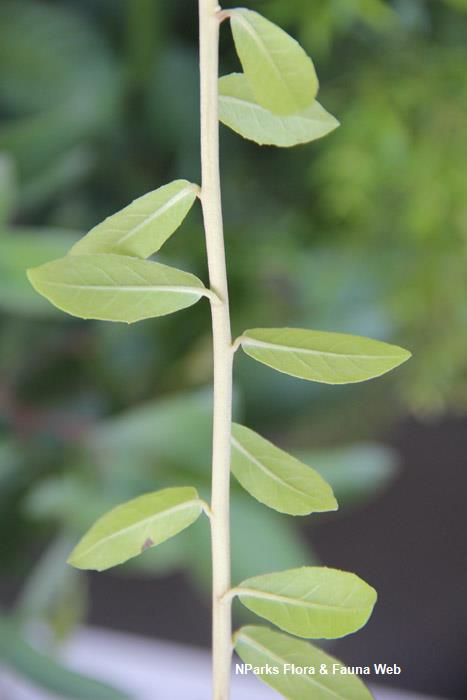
<box><xmin>239</xmin><ymin>327</ymin><xmax>411</xmax><ymax>384</ymax></box>
<box><xmin>299</xmin><ymin>443</ymin><xmax>398</xmax><ymax>507</ymax></box>
<box><xmin>236</xmin><ymin>567</ymin><xmax>377</xmax><ymax>638</ymax></box>
<box><xmin>0</xmin><ymin>229</ymin><xmax>79</xmax><ymax>316</ymax></box>
<box><xmin>231</xmin><ymin>423</ymin><xmax>337</xmax><ymax>515</ymax></box>
<box><xmin>124</xmin><ymin>529</ymin><xmax>190</xmax><ymax>578</ymax></box>
<box><xmin>27</xmin><ymin>253</ymin><xmax>208</xmax><ymax>323</ymax></box>
<box><xmin>68</xmin><ymin>487</ymin><xmax>204</xmax><ymax>571</ymax></box>
<box><xmin>234</xmin><ymin>625</ymin><xmax>374</xmax><ymax>700</ymax></box>
<box><xmin>71</xmin><ymin>180</ymin><xmax>199</xmax><ymax>258</ymax></box>
<box><xmin>229</xmin><ymin>9</ymin><xmax>318</xmax><ymax>115</ymax></box>
<box><xmin>219</xmin><ymin>73</ymin><xmax>338</xmax><ymax>147</ymax></box>
<box><xmin>0</xmin><ymin>615</ymin><xmax>128</xmax><ymax>700</ymax></box>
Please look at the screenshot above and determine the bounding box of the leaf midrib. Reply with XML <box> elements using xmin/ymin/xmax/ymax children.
<box><xmin>116</xmin><ymin>185</ymin><xmax>196</xmax><ymax>246</ymax></box>
<box><xmin>233</xmin><ymin>12</ymin><xmax>293</xmax><ymax>103</ymax></box>
<box><xmin>236</xmin><ymin>632</ymin><xmax>349</xmax><ymax>700</ymax></box>
<box><xmin>231</xmin><ymin>435</ymin><xmax>314</xmax><ymax>500</ymax></box>
<box><xmin>237</xmin><ymin>587</ymin><xmax>366</xmax><ymax>613</ymax></box>
<box><xmin>72</xmin><ymin>499</ymin><xmax>202</xmax><ymax>562</ymax></box>
<box><xmin>241</xmin><ymin>336</ymin><xmax>400</xmax><ymax>361</ymax></box>
<box><xmin>40</xmin><ymin>281</ymin><xmax>204</xmax><ymax>296</ymax></box>
<box><xmin>220</xmin><ymin>92</ymin><xmax>314</xmax><ymax>121</ymax></box>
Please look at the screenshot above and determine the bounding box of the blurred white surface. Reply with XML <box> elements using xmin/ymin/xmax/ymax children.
<box><xmin>0</xmin><ymin>627</ymin><xmax>447</xmax><ymax>700</ymax></box>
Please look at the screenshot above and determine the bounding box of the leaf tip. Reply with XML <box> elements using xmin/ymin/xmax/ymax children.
<box><xmin>66</xmin><ymin>553</ymin><xmax>82</xmax><ymax>570</ymax></box>
<box><xmin>394</xmin><ymin>345</ymin><xmax>412</xmax><ymax>368</ymax></box>
<box><xmin>26</xmin><ymin>266</ymin><xmax>38</xmax><ymax>287</ymax></box>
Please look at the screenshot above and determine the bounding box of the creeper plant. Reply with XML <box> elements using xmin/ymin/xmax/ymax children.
<box><xmin>28</xmin><ymin>2</ymin><xmax>411</xmax><ymax>698</ymax></box>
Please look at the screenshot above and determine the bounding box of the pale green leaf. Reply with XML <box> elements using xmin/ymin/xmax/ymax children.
<box><xmin>219</xmin><ymin>73</ymin><xmax>338</xmax><ymax>147</ymax></box>
<box><xmin>229</xmin><ymin>9</ymin><xmax>318</xmax><ymax>115</ymax></box>
<box><xmin>231</xmin><ymin>423</ymin><xmax>337</xmax><ymax>515</ymax></box>
<box><xmin>27</xmin><ymin>253</ymin><xmax>208</xmax><ymax>323</ymax></box>
<box><xmin>236</xmin><ymin>566</ymin><xmax>377</xmax><ymax>638</ymax></box>
<box><xmin>239</xmin><ymin>327</ymin><xmax>411</xmax><ymax>384</ymax></box>
<box><xmin>71</xmin><ymin>179</ymin><xmax>198</xmax><ymax>258</ymax></box>
<box><xmin>234</xmin><ymin>625</ymin><xmax>374</xmax><ymax>700</ymax></box>
<box><xmin>68</xmin><ymin>487</ymin><xmax>204</xmax><ymax>571</ymax></box>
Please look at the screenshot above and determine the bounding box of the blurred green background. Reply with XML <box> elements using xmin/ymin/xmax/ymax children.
<box><xmin>1</xmin><ymin>0</ymin><xmax>466</xmax><ymax>698</ymax></box>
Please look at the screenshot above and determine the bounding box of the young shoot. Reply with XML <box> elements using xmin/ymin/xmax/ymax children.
<box><xmin>27</xmin><ymin>2</ymin><xmax>411</xmax><ymax>698</ymax></box>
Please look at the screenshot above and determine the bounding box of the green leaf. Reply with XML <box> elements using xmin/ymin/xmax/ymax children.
<box><xmin>27</xmin><ymin>253</ymin><xmax>208</xmax><ymax>323</ymax></box>
<box><xmin>68</xmin><ymin>487</ymin><xmax>204</xmax><ymax>571</ymax></box>
<box><xmin>0</xmin><ymin>615</ymin><xmax>128</xmax><ymax>700</ymax></box>
<box><xmin>239</xmin><ymin>327</ymin><xmax>411</xmax><ymax>384</ymax></box>
<box><xmin>71</xmin><ymin>180</ymin><xmax>199</xmax><ymax>258</ymax></box>
<box><xmin>229</xmin><ymin>9</ymin><xmax>318</xmax><ymax>115</ymax></box>
<box><xmin>231</xmin><ymin>423</ymin><xmax>337</xmax><ymax>515</ymax></box>
<box><xmin>219</xmin><ymin>73</ymin><xmax>338</xmax><ymax>147</ymax></box>
<box><xmin>236</xmin><ymin>567</ymin><xmax>377</xmax><ymax>638</ymax></box>
<box><xmin>234</xmin><ymin>625</ymin><xmax>374</xmax><ymax>700</ymax></box>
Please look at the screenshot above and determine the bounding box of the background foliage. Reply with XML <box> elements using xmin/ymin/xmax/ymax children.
<box><xmin>0</xmin><ymin>0</ymin><xmax>466</xmax><ymax>697</ymax></box>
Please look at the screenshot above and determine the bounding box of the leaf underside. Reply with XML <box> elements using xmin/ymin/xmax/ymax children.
<box><xmin>219</xmin><ymin>73</ymin><xmax>338</xmax><ymax>147</ymax></box>
<box><xmin>240</xmin><ymin>327</ymin><xmax>411</xmax><ymax>384</ymax></box>
<box><xmin>231</xmin><ymin>423</ymin><xmax>337</xmax><ymax>515</ymax></box>
<box><xmin>71</xmin><ymin>179</ymin><xmax>198</xmax><ymax>259</ymax></box>
<box><xmin>234</xmin><ymin>625</ymin><xmax>374</xmax><ymax>700</ymax></box>
<box><xmin>27</xmin><ymin>253</ymin><xmax>206</xmax><ymax>323</ymax></box>
<box><xmin>230</xmin><ymin>8</ymin><xmax>318</xmax><ymax>115</ymax></box>
<box><xmin>68</xmin><ymin>487</ymin><xmax>203</xmax><ymax>571</ymax></box>
<box><xmin>237</xmin><ymin>566</ymin><xmax>377</xmax><ymax>638</ymax></box>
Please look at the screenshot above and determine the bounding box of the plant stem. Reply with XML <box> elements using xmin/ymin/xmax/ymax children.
<box><xmin>198</xmin><ymin>1</ymin><xmax>233</xmax><ymax>699</ymax></box>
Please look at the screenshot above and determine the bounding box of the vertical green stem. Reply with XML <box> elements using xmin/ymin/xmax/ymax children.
<box><xmin>198</xmin><ymin>1</ymin><xmax>233</xmax><ymax>699</ymax></box>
